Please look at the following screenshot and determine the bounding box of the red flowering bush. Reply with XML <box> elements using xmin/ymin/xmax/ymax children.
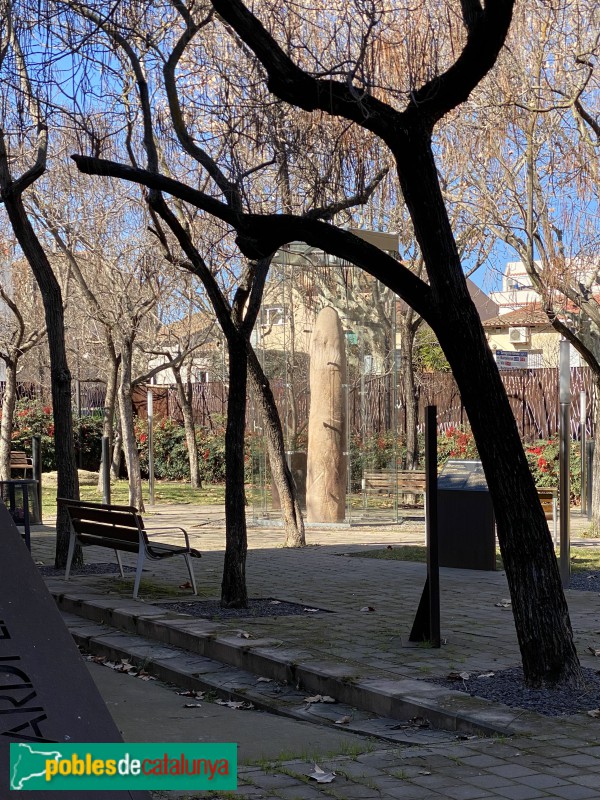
<box><xmin>525</xmin><ymin>439</ymin><xmax>581</xmax><ymax>500</ymax></box>
<box><xmin>437</xmin><ymin>425</ymin><xmax>479</xmax><ymax>467</ymax></box>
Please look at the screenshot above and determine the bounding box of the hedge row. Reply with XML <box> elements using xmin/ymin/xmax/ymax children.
<box><xmin>10</xmin><ymin>401</ymin><xmax>584</xmax><ymax>497</ymax></box>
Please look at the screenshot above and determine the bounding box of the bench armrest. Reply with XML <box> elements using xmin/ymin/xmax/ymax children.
<box><xmin>144</xmin><ymin>526</ymin><xmax>191</xmax><ymax>549</ymax></box>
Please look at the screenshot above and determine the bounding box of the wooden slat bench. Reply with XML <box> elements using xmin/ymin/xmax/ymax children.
<box><xmin>58</xmin><ymin>498</ymin><xmax>201</xmax><ymax>599</ymax></box>
<box><xmin>363</xmin><ymin>470</ymin><xmax>427</xmax><ymax>505</ymax></box>
<box><xmin>10</xmin><ymin>450</ymin><xmax>33</xmax><ymax>476</ymax></box>
<box><xmin>537</xmin><ymin>487</ymin><xmax>558</xmax><ymax>544</ymax></box>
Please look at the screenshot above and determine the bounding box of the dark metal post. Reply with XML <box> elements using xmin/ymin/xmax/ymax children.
<box><xmin>425</xmin><ymin>405</ymin><xmax>440</xmax><ymax>647</ymax></box>
<box><xmin>409</xmin><ymin>405</ymin><xmax>440</xmax><ymax>646</ymax></box>
<box><xmin>147</xmin><ymin>386</ymin><xmax>155</xmax><ymax>506</ymax></box>
<box><xmin>102</xmin><ymin>436</ymin><xmax>111</xmax><ymax>505</ymax></box>
<box><xmin>31</xmin><ymin>435</ymin><xmax>42</xmax><ymax>524</ymax></box>
<box><xmin>559</xmin><ymin>340</ymin><xmax>570</xmax><ymax>588</ymax></box>
<box><xmin>580</xmin><ymin>391</ymin><xmax>587</xmax><ymax>515</ymax></box>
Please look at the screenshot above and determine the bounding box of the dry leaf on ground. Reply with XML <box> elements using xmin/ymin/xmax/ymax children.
<box><xmin>304</xmin><ymin>694</ymin><xmax>336</xmax><ymax>704</ymax></box>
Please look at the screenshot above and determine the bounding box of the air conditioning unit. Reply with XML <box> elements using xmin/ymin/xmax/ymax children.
<box><xmin>508</xmin><ymin>326</ymin><xmax>530</xmax><ymax>344</ymax></box>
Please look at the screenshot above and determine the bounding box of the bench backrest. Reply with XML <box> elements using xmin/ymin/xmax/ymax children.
<box><xmin>10</xmin><ymin>451</ymin><xmax>31</xmax><ymax>466</ymax></box>
<box><xmin>60</xmin><ymin>499</ymin><xmax>146</xmax><ymax>552</ymax></box>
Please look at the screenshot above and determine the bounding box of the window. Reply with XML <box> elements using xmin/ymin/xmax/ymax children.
<box><xmin>263</xmin><ymin>306</ymin><xmax>286</xmax><ymax>326</ymax></box>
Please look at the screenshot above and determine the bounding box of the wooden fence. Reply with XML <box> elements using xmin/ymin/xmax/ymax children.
<box><xmin>6</xmin><ymin>367</ymin><xmax>597</xmax><ymax>441</ymax></box>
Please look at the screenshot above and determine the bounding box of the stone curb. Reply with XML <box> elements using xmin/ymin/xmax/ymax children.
<box><xmin>50</xmin><ymin>584</ymin><xmax>541</xmax><ymax>738</ymax></box>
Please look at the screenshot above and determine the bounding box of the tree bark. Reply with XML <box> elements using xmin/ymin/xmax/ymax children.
<box><xmin>221</xmin><ymin>336</ymin><xmax>248</xmax><ymax>607</ymax></box>
<box><xmin>0</xmin><ymin>360</ymin><xmax>17</xmax><ymax>482</ymax></box>
<box><xmin>591</xmin><ymin>382</ymin><xmax>600</xmax><ymax>523</ymax></box>
<box><xmin>396</xmin><ymin>133</ymin><xmax>582</xmax><ymax>687</ymax></box>
<box><xmin>0</xmin><ymin>190</ymin><xmax>81</xmax><ymax>568</ymax></box>
<box><xmin>118</xmin><ymin>336</ymin><xmax>144</xmax><ymax>511</ymax></box>
<box><xmin>398</xmin><ymin>315</ymin><xmax>420</xmax><ymax>469</ymax></box>
<box><xmin>97</xmin><ymin>346</ymin><xmax>120</xmax><ymax>492</ymax></box>
<box><xmin>248</xmin><ymin>350</ymin><xmax>305</xmax><ymax>546</ymax></box>
<box><xmin>173</xmin><ymin>365</ymin><xmax>202</xmax><ymax>489</ymax></box>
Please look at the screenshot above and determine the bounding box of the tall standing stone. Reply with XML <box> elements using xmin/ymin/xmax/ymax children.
<box><xmin>307</xmin><ymin>307</ymin><xmax>347</xmax><ymax>522</ymax></box>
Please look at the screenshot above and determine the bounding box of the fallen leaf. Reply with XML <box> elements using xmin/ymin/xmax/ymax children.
<box><xmin>215</xmin><ymin>699</ymin><xmax>254</xmax><ymax>710</ymax></box>
<box><xmin>256</xmin><ymin>677</ymin><xmax>272</xmax><ymax>683</ymax></box>
<box><xmin>360</xmin><ymin>606</ymin><xmax>375</xmax><ymax>612</ymax></box>
<box><xmin>476</xmin><ymin>672</ymin><xmax>496</xmax><ymax>679</ymax></box>
<box><xmin>587</xmin><ymin>709</ymin><xmax>600</xmax><ymax>718</ymax></box>
<box><xmin>308</xmin><ymin>765</ymin><xmax>336</xmax><ymax>783</ymax></box>
<box><xmin>269</xmin><ymin>600</ymin><xmax>281</xmax><ymax>605</ymax></box>
<box><xmin>177</xmin><ymin>690</ymin><xmax>204</xmax><ymax>699</ymax></box>
<box><xmin>303</xmin><ymin>694</ymin><xmax>336</xmax><ymax>704</ymax></box>
<box><xmin>457</xmin><ymin>734</ymin><xmax>477</xmax><ymax>740</ymax></box>
<box><xmin>386</xmin><ymin>545</ymin><xmax>393</xmax><ymax>550</ymax></box>
<box><xmin>303</xmin><ymin>608</ymin><xmax>319</xmax><ymax>613</ymax></box>
<box><xmin>588</xmin><ymin>646</ymin><xmax>600</xmax><ymax>657</ymax></box>
<box><xmin>447</xmin><ymin>671</ymin><xmax>470</xmax><ymax>681</ymax></box>
<box><xmin>179</xmin><ymin>581</ymin><xmax>193</xmax><ymax>589</ymax></box>
<box><xmin>495</xmin><ymin>599</ymin><xmax>511</xmax><ymax>608</ymax></box>
<box><xmin>184</xmin><ymin>703</ymin><xmax>203</xmax><ymax>708</ymax></box>
<box><xmin>418</xmin><ymin>770</ymin><xmax>432</xmax><ymax>775</ymax></box>
<box><xmin>237</xmin><ymin>631</ymin><xmax>252</xmax><ymax>639</ymax></box>
<box><xmin>335</xmin><ymin>715</ymin><xmax>352</xmax><ymax>725</ymax></box>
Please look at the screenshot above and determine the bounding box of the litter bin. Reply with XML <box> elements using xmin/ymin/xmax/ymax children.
<box><xmin>438</xmin><ymin>460</ymin><xmax>495</xmax><ymax>570</ymax></box>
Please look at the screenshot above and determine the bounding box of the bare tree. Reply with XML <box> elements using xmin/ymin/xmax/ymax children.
<box><xmin>0</xmin><ymin>258</ymin><xmax>47</xmax><ymax>479</ymax></box>
<box><xmin>0</xmin><ymin>4</ymin><xmax>80</xmax><ymax>566</ymax></box>
<box><xmin>70</xmin><ymin>0</ymin><xmax>585</xmax><ymax>686</ymax></box>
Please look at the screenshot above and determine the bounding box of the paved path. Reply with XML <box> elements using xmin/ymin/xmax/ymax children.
<box><xmin>31</xmin><ymin>504</ymin><xmax>600</xmax><ymax>798</ymax></box>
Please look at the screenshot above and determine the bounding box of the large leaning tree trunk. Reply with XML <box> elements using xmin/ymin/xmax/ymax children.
<box><xmin>396</xmin><ymin>133</ymin><xmax>581</xmax><ymax>687</ymax></box>
<box><xmin>0</xmin><ymin>133</ymin><xmax>81</xmax><ymax>568</ymax></box>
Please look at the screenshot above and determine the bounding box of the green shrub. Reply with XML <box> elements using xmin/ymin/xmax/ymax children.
<box><xmin>11</xmin><ymin>400</ymin><xmax>104</xmax><ymax>471</ymax></box>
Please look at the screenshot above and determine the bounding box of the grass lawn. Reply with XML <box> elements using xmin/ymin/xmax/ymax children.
<box><xmin>349</xmin><ymin>545</ymin><xmax>600</xmax><ymax>573</ymax></box>
<box><xmin>41</xmin><ymin>480</ymin><xmax>226</xmax><ymax>519</ymax></box>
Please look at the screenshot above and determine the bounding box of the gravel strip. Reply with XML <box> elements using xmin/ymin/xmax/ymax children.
<box><xmin>569</xmin><ymin>570</ymin><xmax>600</xmax><ymax>591</ymax></box>
<box><xmin>38</xmin><ymin>563</ymin><xmax>136</xmax><ymax>576</ymax></box>
<box><xmin>431</xmin><ymin>666</ymin><xmax>600</xmax><ymax>716</ymax></box>
<box><xmin>154</xmin><ymin>598</ymin><xmax>331</xmax><ymax>619</ymax></box>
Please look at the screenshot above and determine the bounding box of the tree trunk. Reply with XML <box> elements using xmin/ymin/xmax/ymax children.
<box><xmin>221</xmin><ymin>336</ymin><xmax>248</xmax><ymax>607</ymax></box>
<box><xmin>0</xmin><ymin>360</ymin><xmax>17</xmax><ymax>481</ymax></box>
<box><xmin>111</xmin><ymin>394</ymin><xmax>123</xmax><ymax>480</ymax></box>
<box><xmin>173</xmin><ymin>366</ymin><xmax>201</xmax><ymax>489</ymax></box>
<box><xmin>248</xmin><ymin>350</ymin><xmax>306</xmax><ymax>547</ymax></box>
<box><xmin>0</xmin><ymin>190</ymin><xmax>81</xmax><ymax>568</ymax></box>
<box><xmin>398</xmin><ymin>317</ymin><xmax>419</xmax><ymax>469</ymax></box>
<box><xmin>591</xmin><ymin>383</ymin><xmax>600</xmax><ymax>523</ymax></box>
<box><xmin>97</xmin><ymin>348</ymin><xmax>120</xmax><ymax>492</ymax></box>
<box><xmin>118</xmin><ymin>337</ymin><xmax>144</xmax><ymax>511</ymax></box>
<box><xmin>395</xmin><ymin>133</ymin><xmax>582</xmax><ymax>687</ymax></box>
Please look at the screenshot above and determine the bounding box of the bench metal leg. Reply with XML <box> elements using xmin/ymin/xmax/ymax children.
<box><xmin>183</xmin><ymin>554</ymin><xmax>198</xmax><ymax>595</ymax></box>
<box><xmin>133</xmin><ymin>549</ymin><xmax>146</xmax><ymax>599</ymax></box>
<box><xmin>114</xmin><ymin>550</ymin><xmax>125</xmax><ymax>578</ymax></box>
<box><xmin>65</xmin><ymin>532</ymin><xmax>76</xmax><ymax>581</ymax></box>
<box><xmin>552</xmin><ymin>498</ymin><xmax>558</xmax><ymax>546</ymax></box>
